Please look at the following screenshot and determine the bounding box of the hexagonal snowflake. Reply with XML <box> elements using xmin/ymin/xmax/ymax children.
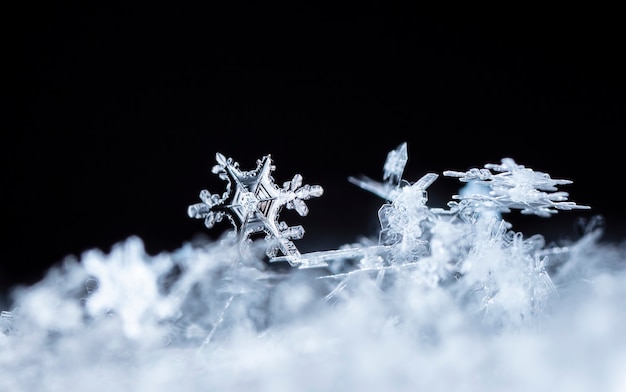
<box><xmin>188</xmin><ymin>153</ymin><xmax>323</xmax><ymax>263</ymax></box>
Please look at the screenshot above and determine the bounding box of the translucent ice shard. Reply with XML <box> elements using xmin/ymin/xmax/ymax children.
<box><xmin>383</xmin><ymin>141</ymin><xmax>408</xmax><ymax>185</ymax></box>
<box><xmin>348</xmin><ymin>142</ymin><xmax>425</xmax><ymax>201</ymax></box>
<box><xmin>188</xmin><ymin>153</ymin><xmax>323</xmax><ymax>263</ymax></box>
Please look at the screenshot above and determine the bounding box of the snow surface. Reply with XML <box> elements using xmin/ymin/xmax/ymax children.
<box><xmin>2</xmin><ymin>151</ymin><xmax>625</xmax><ymax>391</ymax></box>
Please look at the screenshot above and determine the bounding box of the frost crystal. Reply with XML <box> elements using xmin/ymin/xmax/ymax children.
<box><xmin>188</xmin><ymin>153</ymin><xmax>323</xmax><ymax>264</ymax></box>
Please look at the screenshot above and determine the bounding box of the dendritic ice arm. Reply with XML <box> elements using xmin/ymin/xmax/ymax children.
<box><xmin>443</xmin><ymin>158</ymin><xmax>590</xmax><ymax>217</ymax></box>
<box><xmin>348</xmin><ymin>142</ymin><xmax>412</xmax><ymax>201</ymax></box>
<box><xmin>187</xmin><ymin>152</ymin><xmax>323</xmax><ymax>263</ymax></box>
<box><xmin>270</xmin><ymin>245</ymin><xmax>391</xmax><ymax>269</ymax></box>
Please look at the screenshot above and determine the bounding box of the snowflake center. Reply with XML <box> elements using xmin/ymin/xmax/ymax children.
<box><xmin>239</xmin><ymin>191</ymin><xmax>259</xmax><ymax>212</ymax></box>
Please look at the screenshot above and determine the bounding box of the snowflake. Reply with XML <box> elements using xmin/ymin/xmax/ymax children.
<box><xmin>443</xmin><ymin>158</ymin><xmax>591</xmax><ymax>217</ymax></box>
<box><xmin>188</xmin><ymin>153</ymin><xmax>323</xmax><ymax>263</ymax></box>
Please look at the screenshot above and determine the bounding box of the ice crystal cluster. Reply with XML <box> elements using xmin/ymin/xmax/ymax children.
<box><xmin>2</xmin><ymin>143</ymin><xmax>626</xmax><ymax>392</ymax></box>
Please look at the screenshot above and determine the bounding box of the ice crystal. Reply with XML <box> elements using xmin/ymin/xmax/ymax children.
<box><xmin>282</xmin><ymin>143</ymin><xmax>592</xmax><ymax>329</ymax></box>
<box><xmin>272</xmin><ymin>144</ymin><xmax>591</xmax><ymax>276</ymax></box>
<box><xmin>184</xmin><ymin>144</ymin><xmax>591</xmax><ymax>326</ymax></box>
<box><xmin>443</xmin><ymin>158</ymin><xmax>591</xmax><ymax>217</ymax></box>
<box><xmin>187</xmin><ymin>153</ymin><xmax>323</xmax><ymax>264</ymax></box>
<box><xmin>348</xmin><ymin>141</ymin><xmax>411</xmax><ymax>201</ymax></box>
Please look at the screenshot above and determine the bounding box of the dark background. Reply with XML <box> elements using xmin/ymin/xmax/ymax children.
<box><xmin>5</xmin><ymin>5</ymin><xmax>625</xmax><ymax>294</ymax></box>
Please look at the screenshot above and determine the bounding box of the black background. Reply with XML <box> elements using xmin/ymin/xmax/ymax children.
<box><xmin>5</xmin><ymin>5</ymin><xmax>625</xmax><ymax>293</ymax></box>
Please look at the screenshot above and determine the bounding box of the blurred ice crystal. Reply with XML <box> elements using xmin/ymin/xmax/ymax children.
<box><xmin>188</xmin><ymin>153</ymin><xmax>323</xmax><ymax>265</ymax></box>
<box><xmin>0</xmin><ymin>311</ymin><xmax>13</xmax><ymax>335</ymax></box>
